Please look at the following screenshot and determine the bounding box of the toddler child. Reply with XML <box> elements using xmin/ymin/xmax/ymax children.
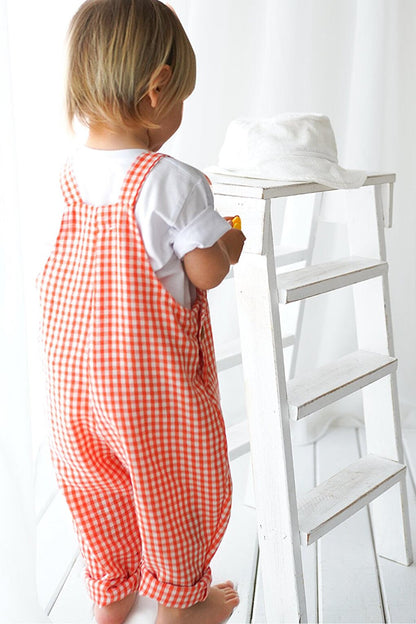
<box><xmin>37</xmin><ymin>1</ymin><xmax>245</xmax><ymax>623</ymax></box>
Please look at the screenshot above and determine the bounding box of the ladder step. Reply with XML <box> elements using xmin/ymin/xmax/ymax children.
<box><xmin>282</xmin><ymin>333</ymin><xmax>295</xmax><ymax>349</ymax></box>
<box><xmin>216</xmin><ymin>335</ymin><xmax>295</xmax><ymax>372</ymax></box>
<box><xmin>277</xmin><ymin>256</ymin><xmax>387</xmax><ymax>303</ymax></box>
<box><xmin>298</xmin><ymin>454</ymin><xmax>406</xmax><ymax>546</ymax></box>
<box><xmin>215</xmin><ymin>338</ymin><xmax>242</xmax><ymax>372</ymax></box>
<box><xmin>287</xmin><ymin>350</ymin><xmax>397</xmax><ymax>420</ymax></box>
<box><xmin>275</xmin><ymin>246</ymin><xmax>307</xmax><ymax>267</ymax></box>
<box><xmin>227</xmin><ymin>420</ymin><xmax>250</xmax><ymax>461</ymax></box>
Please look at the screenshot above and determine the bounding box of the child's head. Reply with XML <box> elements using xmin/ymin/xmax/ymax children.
<box><xmin>66</xmin><ymin>0</ymin><xmax>196</xmax><ymax>132</ymax></box>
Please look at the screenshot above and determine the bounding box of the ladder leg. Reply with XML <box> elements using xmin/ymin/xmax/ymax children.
<box><xmin>234</xmin><ymin>201</ymin><xmax>307</xmax><ymax>623</ymax></box>
<box><xmin>363</xmin><ymin>371</ymin><xmax>413</xmax><ymax>564</ymax></box>
<box><xmin>347</xmin><ymin>186</ymin><xmax>413</xmax><ymax>565</ymax></box>
<box><xmin>288</xmin><ymin>192</ymin><xmax>323</xmax><ymax>380</ymax></box>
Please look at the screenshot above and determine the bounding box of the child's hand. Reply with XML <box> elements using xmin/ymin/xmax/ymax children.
<box><xmin>224</xmin><ymin>215</ymin><xmax>242</xmax><ymax>229</ymax></box>
<box><xmin>183</xmin><ymin>227</ymin><xmax>245</xmax><ymax>290</ymax></box>
<box><xmin>217</xmin><ymin>227</ymin><xmax>246</xmax><ymax>265</ymax></box>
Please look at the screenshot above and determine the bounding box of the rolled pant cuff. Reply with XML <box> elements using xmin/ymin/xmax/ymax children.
<box><xmin>87</xmin><ymin>568</ymin><xmax>141</xmax><ymax>607</ymax></box>
<box><xmin>139</xmin><ymin>565</ymin><xmax>212</xmax><ymax>608</ymax></box>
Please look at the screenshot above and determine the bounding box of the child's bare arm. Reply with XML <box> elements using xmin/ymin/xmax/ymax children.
<box><xmin>183</xmin><ymin>227</ymin><xmax>246</xmax><ymax>290</ymax></box>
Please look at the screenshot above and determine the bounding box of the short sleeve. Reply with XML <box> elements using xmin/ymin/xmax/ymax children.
<box><xmin>170</xmin><ymin>176</ymin><xmax>231</xmax><ymax>259</ymax></box>
<box><xmin>135</xmin><ymin>156</ymin><xmax>231</xmax><ymax>270</ymax></box>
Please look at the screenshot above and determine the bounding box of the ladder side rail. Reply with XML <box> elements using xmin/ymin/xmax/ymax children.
<box><xmin>374</xmin><ymin>182</ymin><xmax>394</xmax><ymax>229</ymax></box>
<box><xmin>288</xmin><ymin>192</ymin><xmax>323</xmax><ymax>380</ymax></box>
<box><xmin>386</xmin><ymin>182</ymin><xmax>394</xmax><ymax>228</ymax></box>
<box><xmin>234</xmin><ymin>201</ymin><xmax>307</xmax><ymax>623</ymax></box>
<box><xmin>346</xmin><ymin>184</ymin><xmax>413</xmax><ymax>565</ymax></box>
<box><xmin>216</xmin><ymin>192</ymin><xmax>307</xmax><ymax>623</ymax></box>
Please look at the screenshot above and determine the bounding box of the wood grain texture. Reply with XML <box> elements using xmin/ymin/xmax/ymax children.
<box><xmin>316</xmin><ymin>427</ymin><xmax>385</xmax><ymax>624</ymax></box>
<box><xmin>214</xmin><ymin>194</ymin><xmax>268</xmax><ymax>254</ymax></box>
<box><xmin>347</xmin><ymin>186</ymin><xmax>413</xmax><ymax>565</ymax></box>
<box><xmin>210</xmin><ymin>172</ymin><xmax>396</xmax><ymax>200</ymax></box>
<box><xmin>287</xmin><ymin>350</ymin><xmax>397</xmax><ymax>420</ymax></box>
<box><xmin>233</xmin><ymin>205</ymin><xmax>307</xmax><ymax>622</ymax></box>
<box><xmin>298</xmin><ymin>453</ymin><xmax>406</xmax><ymax>546</ymax></box>
<box><xmin>277</xmin><ymin>256</ymin><xmax>387</xmax><ymax>303</ymax></box>
<box><xmin>376</xmin><ymin>428</ymin><xmax>416</xmax><ymax>623</ymax></box>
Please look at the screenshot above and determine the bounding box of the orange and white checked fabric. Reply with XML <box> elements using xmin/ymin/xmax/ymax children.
<box><xmin>37</xmin><ymin>152</ymin><xmax>232</xmax><ymax>608</ymax></box>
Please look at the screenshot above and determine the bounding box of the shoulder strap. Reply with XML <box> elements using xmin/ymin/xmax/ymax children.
<box><xmin>119</xmin><ymin>151</ymin><xmax>166</xmax><ymax>207</ymax></box>
<box><xmin>59</xmin><ymin>151</ymin><xmax>166</xmax><ymax>209</ymax></box>
<box><xmin>60</xmin><ymin>160</ymin><xmax>83</xmax><ymax>207</ymax></box>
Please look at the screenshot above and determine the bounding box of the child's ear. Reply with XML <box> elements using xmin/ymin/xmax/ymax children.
<box><xmin>148</xmin><ymin>65</ymin><xmax>172</xmax><ymax>108</ymax></box>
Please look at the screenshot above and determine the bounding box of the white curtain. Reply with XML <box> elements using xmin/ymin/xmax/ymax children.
<box><xmin>2</xmin><ymin>0</ymin><xmax>416</xmax><ymax>620</ymax></box>
<box><xmin>0</xmin><ymin>1</ymin><xmax>43</xmax><ymax>620</ymax></box>
<box><xmin>0</xmin><ymin>2</ymin><xmax>45</xmax><ymax>618</ymax></box>
<box><xmin>1</xmin><ymin>0</ymin><xmax>81</xmax><ymax>621</ymax></box>
<box><xmin>168</xmin><ymin>0</ymin><xmax>416</xmax><ymax>426</ymax></box>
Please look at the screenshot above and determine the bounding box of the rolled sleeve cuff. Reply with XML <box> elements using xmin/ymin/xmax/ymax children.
<box><xmin>172</xmin><ymin>209</ymin><xmax>231</xmax><ymax>259</ymax></box>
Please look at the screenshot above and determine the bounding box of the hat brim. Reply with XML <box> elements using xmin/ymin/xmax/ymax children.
<box><xmin>209</xmin><ymin>155</ymin><xmax>367</xmax><ymax>190</ymax></box>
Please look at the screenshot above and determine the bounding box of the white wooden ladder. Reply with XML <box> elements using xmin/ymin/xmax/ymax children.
<box><xmin>211</xmin><ymin>172</ymin><xmax>413</xmax><ymax>623</ymax></box>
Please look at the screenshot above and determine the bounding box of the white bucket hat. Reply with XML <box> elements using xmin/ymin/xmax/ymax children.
<box><xmin>210</xmin><ymin>113</ymin><xmax>367</xmax><ymax>190</ymax></box>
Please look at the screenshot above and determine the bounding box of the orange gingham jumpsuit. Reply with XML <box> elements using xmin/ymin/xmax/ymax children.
<box><xmin>37</xmin><ymin>152</ymin><xmax>232</xmax><ymax>608</ymax></box>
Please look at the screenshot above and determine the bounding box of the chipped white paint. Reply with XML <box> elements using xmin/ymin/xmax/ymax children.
<box><xmin>298</xmin><ymin>454</ymin><xmax>406</xmax><ymax>546</ymax></box>
<box><xmin>347</xmin><ymin>184</ymin><xmax>413</xmax><ymax>565</ymax></box>
<box><xmin>212</xmin><ymin>170</ymin><xmax>412</xmax><ymax>622</ymax></box>
<box><xmin>287</xmin><ymin>350</ymin><xmax>398</xmax><ymax>420</ymax></box>
<box><xmin>277</xmin><ymin>256</ymin><xmax>387</xmax><ymax>303</ymax></box>
<box><xmin>210</xmin><ymin>171</ymin><xmax>396</xmax><ymax>200</ymax></box>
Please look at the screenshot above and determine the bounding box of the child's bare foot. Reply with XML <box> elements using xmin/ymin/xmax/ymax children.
<box><xmin>94</xmin><ymin>592</ymin><xmax>137</xmax><ymax>624</ymax></box>
<box><xmin>156</xmin><ymin>582</ymin><xmax>239</xmax><ymax>624</ymax></box>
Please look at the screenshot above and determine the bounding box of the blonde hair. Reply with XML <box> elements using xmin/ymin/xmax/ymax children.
<box><xmin>66</xmin><ymin>0</ymin><xmax>196</xmax><ymax>130</ymax></box>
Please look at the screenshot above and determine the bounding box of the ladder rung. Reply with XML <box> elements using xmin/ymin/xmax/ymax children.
<box><xmin>287</xmin><ymin>350</ymin><xmax>397</xmax><ymax>420</ymax></box>
<box><xmin>298</xmin><ymin>454</ymin><xmax>406</xmax><ymax>546</ymax></box>
<box><xmin>277</xmin><ymin>256</ymin><xmax>387</xmax><ymax>303</ymax></box>
<box><xmin>216</xmin><ymin>351</ymin><xmax>242</xmax><ymax>372</ymax></box>
<box><xmin>275</xmin><ymin>246</ymin><xmax>307</xmax><ymax>267</ymax></box>
<box><xmin>217</xmin><ymin>335</ymin><xmax>295</xmax><ymax>372</ymax></box>
<box><xmin>227</xmin><ymin>420</ymin><xmax>250</xmax><ymax>461</ymax></box>
<box><xmin>282</xmin><ymin>333</ymin><xmax>295</xmax><ymax>349</ymax></box>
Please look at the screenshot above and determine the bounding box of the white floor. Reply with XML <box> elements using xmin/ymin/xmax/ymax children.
<box><xmin>36</xmin><ymin>424</ymin><xmax>416</xmax><ymax>624</ymax></box>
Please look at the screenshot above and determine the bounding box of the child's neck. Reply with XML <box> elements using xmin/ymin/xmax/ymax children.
<box><xmin>86</xmin><ymin>124</ymin><xmax>152</xmax><ymax>151</ymax></box>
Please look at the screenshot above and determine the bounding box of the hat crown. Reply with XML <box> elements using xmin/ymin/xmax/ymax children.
<box><xmin>215</xmin><ymin>112</ymin><xmax>367</xmax><ymax>190</ymax></box>
<box><xmin>219</xmin><ymin>113</ymin><xmax>338</xmax><ymax>170</ymax></box>
<box><xmin>263</xmin><ymin>113</ymin><xmax>338</xmax><ymax>161</ymax></box>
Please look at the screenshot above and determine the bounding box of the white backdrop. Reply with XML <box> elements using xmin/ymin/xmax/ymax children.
<box><xmin>167</xmin><ymin>0</ymin><xmax>416</xmax><ymax>422</ymax></box>
<box><xmin>1</xmin><ymin>0</ymin><xmax>416</xmax><ymax>620</ymax></box>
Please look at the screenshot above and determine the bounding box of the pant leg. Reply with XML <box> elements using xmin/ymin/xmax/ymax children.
<box><xmin>50</xmin><ymin>421</ymin><xmax>142</xmax><ymax>607</ymax></box>
<box><xmin>118</xmin><ymin>408</ymin><xmax>233</xmax><ymax>610</ymax></box>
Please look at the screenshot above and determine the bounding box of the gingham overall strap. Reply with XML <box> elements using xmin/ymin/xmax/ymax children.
<box><xmin>60</xmin><ymin>160</ymin><xmax>83</xmax><ymax>207</ymax></box>
<box><xmin>119</xmin><ymin>151</ymin><xmax>166</xmax><ymax>208</ymax></box>
<box><xmin>59</xmin><ymin>152</ymin><xmax>166</xmax><ymax>208</ymax></box>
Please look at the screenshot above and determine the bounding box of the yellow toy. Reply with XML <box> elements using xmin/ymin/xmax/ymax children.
<box><xmin>231</xmin><ymin>215</ymin><xmax>242</xmax><ymax>230</ymax></box>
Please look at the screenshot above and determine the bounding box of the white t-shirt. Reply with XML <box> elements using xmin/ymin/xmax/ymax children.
<box><xmin>71</xmin><ymin>147</ymin><xmax>230</xmax><ymax>308</ymax></box>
